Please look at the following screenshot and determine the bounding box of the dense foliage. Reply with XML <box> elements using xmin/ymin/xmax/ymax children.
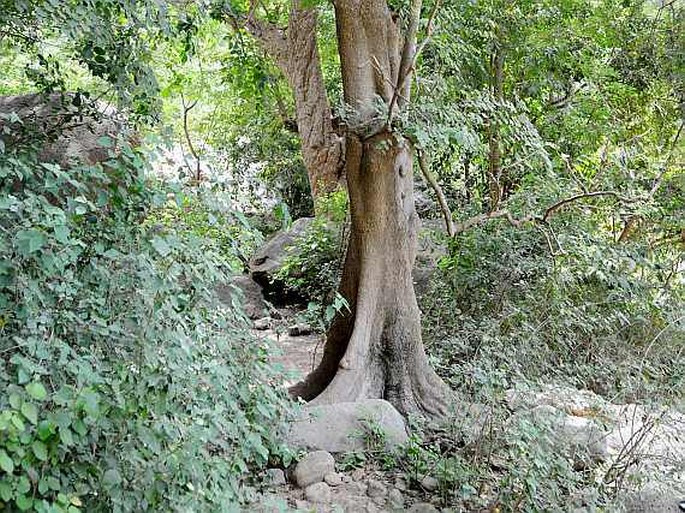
<box><xmin>0</xmin><ymin>0</ymin><xmax>682</xmax><ymax>511</ymax></box>
<box><xmin>0</xmin><ymin>112</ymin><xmax>291</xmax><ymax>512</ymax></box>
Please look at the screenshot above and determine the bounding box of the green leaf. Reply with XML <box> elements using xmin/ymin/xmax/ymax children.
<box><xmin>103</xmin><ymin>468</ymin><xmax>122</xmax><ymax>487</ymax></box>
<box><xmin>26</xmin><ymin>382</ymin><xmax>48</xmax><ymax>401</ymax></box>
<box><xmin>54</xmin><ymin>224</ymin><xmax>70</xmax><ymax>244</ymax></box>
<box><xmin>9</xmin><ymin>393</ymin><xmax>21</xmax><ymax>409</ymax></box>
<box><xmin>15</xmin><ymin>229</ymin><xmax>47</xmax><ymax>256</ymax></box>
<box><xmin>32</xmin><ymin>440</ymin><xmax>48</xmax><ymax>461</ymax></box>
<box><xmin>0</xmin><ymin>449</ymin><xmax>14</xmax><ymax>473</ymax></box>
<box><xmin>15</xmin><ymin>494</ymin><xmax>33</xmax><ymax>511</ymax></box>
<box><xmin>0</xmin><ymin>480</ymin><xmax>11</xmax><ymax>501</ymax></box>
<box><xmin>151</xmin><ymin>236</ymin><xmax>171</xmax><ymax>257</ymax></box>
<box><xmin>21</xmin><ymin>402</ymin><xmax>38</xmax><ymax>425</ymax></box>
<box><xmin>37</xmin><ymin>420</ymin><xmax>54</xmax><ymax>441</ymax></box>
<box><xmin>59</xmin><ymin>427</ymin><xmax>74</xmax><ymax>446</ymax></box>
<box><xmin>10</xmin><ymin>414</ymin><xmax>25</xmax><ymax>432</ymax></box>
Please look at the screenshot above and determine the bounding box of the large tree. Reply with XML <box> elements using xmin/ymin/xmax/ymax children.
<box><xmin>230</xmin><ymin>0</ymin><xmax>453</xmax><ymax>417</ymax></box>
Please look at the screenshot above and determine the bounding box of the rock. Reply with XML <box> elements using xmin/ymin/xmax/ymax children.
<box><xmin>324</xmin><ymin>472</ymin><xmax>344</xmax><ymax>487</ymax></box>
<box><xmin>365</xmin><ymin>503</ymin><xmax>380</xmax><ymax>513</ymax></box>
<box><xmin>253</xmin><ymin>317</ymin><xmax>271</xmax><ymax>330</ymax></box>
<box><xmin>216</xmin><ymin>275</ymin><xmax>269</xmax><ymax>320</ymax></box>
<box><xmin>0</xmin><ymin>93</ymin><xmax>121</xmax><ymax>167</ymax></box>
<box><xmin>335</xmin><ymin>494</ymin><xmax>375</xmax><ymax>513</ymax></box>
<box><xmin>253</xmin><ymin>494</ymin><xmax>289</xmax><ymax>512</ymax></box>
<box><xmin>249</xmin><ymin>217</ymin><xmax>314</xmax><ymax>290</ymax></box>
<box><xmin>388</xmin><ymin>488</ymin><xmax>404</xmax><ymax>509</ymax></box>
<box><xmin>366</xmin><ymin>479</ymin><xmax>387</xmax><ymax>499</ymax></box>
<box><xmin>509</xmin><ymin>405</ymin><xmax>609</xmax><ymax>469</ymax></box>
<box><xmin>294</xmin><ymin>450</ymin><xmax>335</xmax><ymax>488</ymax></box>
<box><xmin>623</xmin><ymin>483</ymin><xmax>685</xmax><ymax>513</ymax></box>
<box><xmin>304</xmin><ymin>482</ymin><xmax>331</xmax><ymax>504</ymax></box>
<box><xmin>561</xmin><ymin>414</ymin><xmax>610</xmax><ymax>468</ymax></box>
<box><xmin>350</xmin><ymin>468</ymin><xmax>366</xmax><ymax>482</ymax></box>
<box><xmin>504</xmin><ymin>384</ymin><xmax>608</xmax><ymax>415</ymax></box>
<box><xmin>286</xmin><ymin>399</ymin><xmax>408</xmax><ymax>453</ymax></box>
<box><xmin>414</xmin><ymin>187</ymin><xmax>438</xmax><ymax>218</ymax></box>
<box><xmin>288</xmin><ymin>324</ymin><xmax>312</xmax><ymax>337</ymax></box>
<box><xmin>293</xmin><ymin>499</ymin><xmax>311</xmax><ymax>511</ymax></box>
<box><xmin>420</xmin><ymin>476</ymin><xmax>439</xmax><ymax>492</ymax></box>
<box><xmin>606</xmin><ymin>404</ymin><xmax>685</xmax><ymax>478</ymax></box>
<box><xmin>345</xmin><ymin>480</ymin><xmax>368</xmax><ymax>495</ymax></box>
<box><xmin>394</xmin><ymin>477</ymin><xmax>407</xmax><ymax>491</ymax></box>
<box><xmin>408</xmin><ymin>503</ymin><xmax>440</xmax><ymax>513</ymax></box>
<box><xmin>264</xmin><ymin>468</ymin><xmax>286</xmax><ymax>487</ymax></box>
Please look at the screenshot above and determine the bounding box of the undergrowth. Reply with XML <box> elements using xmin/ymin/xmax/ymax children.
<box><xmin>0</xmin><ymin>114</ymin><xmax>293</xmax><ymax>512</ymax></box>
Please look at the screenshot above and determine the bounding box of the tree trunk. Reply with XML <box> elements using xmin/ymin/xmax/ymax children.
<box><xmin>244</xmin><ymin>3</ymin><xmax>344</xmax><ymax>198</ymax></box>
<box><xmin>487</xmin><ymin>47</ymin><xmax>505</xmax><ymax>210</ymax></box>
<box><xmin>284</xmin><ymin>0</ymin><xmax>453</xmax><ymax>418</ymax></box>
<box><xmin>290</xmin><ymin>133</ymin><xmax>452</xmax><ymax>417</ymax></box>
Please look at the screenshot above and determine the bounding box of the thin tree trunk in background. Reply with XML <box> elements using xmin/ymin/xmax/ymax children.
<box><xmin>245</xmin><ymin>2</ymin><xmax>344</xmax><ymax>199</ymax></box>
<box><xmin>487</xmin><ymin>47</ymin><xmax>505</xmax><ymax>210</ymax></box>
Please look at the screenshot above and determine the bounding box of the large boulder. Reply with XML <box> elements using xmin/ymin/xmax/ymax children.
<box><xmin>216</xmin><ymin>274</ymin><xmax>270</xmax><ymax>320</ymax></box>
<box><xmin>293</xmin><ymin>450</ymin><xmax>335</xmax><ymax>488</ymax></box>
<box><xmin>286</xmin><ymin>399</ymin><xmax>408</xmax><ymax>453</ymax></box>
<box><xmin>622</xmin><ymin>482</ymin><xmax>685</xmax><ymax>513</ymax></box>
<box><xmin>0</xmin><ymin>93</ymin><xmax>121</xmax><ymax>166</ymax></box>
<box><xmin>507</xmin><ymin>404</ymin><xmax>609</xmax><ymax>469</ymax></box>
<box><xmin>248</xmin><ymin>217</ymin><xmax>314</xmax><ymax>295</ymax></box>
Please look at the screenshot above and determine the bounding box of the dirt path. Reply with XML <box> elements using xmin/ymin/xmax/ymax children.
<box><xmin>251</xmin><ymin>308</ymin><xmax>324</xmax><ymax>387</ymax></box>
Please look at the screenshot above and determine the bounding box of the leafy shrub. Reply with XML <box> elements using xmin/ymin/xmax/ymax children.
<box><xmin>394</xmin><ymin>408</ymin><xmax>592</xmax><ymax>512</ymax></box>
<box><xmin>146</xmin><ymin>187</ymin><xmax>264</xmax><ymax>272</ymax></box>
<box><xmin>0</xmin><ymin>123</ymin><xmax>292</xmax><ymax>512</ymax></box>
<box><xmin>421</xmin><ymin>217</ymin><xmax>684</xmax><ymax>406</ymax></box>
<box><xmin>275</xmin><ymin>190</ymin><xmax>349</xmax><ymax>329</ymax></box>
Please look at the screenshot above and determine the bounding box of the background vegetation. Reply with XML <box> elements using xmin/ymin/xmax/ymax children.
<box><xmin>0</xmin><ymin>0</ymin><xmax>682</xmax><ymax>511</ymax></box>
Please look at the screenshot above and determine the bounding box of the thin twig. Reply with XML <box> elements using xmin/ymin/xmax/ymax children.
<box><xmin>181</xmin><ymin>93</ymin><xmax>201</xmax><ymax>183</ymax></box>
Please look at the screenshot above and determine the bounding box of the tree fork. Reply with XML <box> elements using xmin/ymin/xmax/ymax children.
<box><xmin>290</xmin><ymin>133</ymin><xmax>452</xmax><ymax>418</ymax></box>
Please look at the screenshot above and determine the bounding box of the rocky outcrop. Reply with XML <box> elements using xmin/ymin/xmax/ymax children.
<box><xmin>248</xmin><ymin>217</ymin><xmax>314</xmax><ymax>290</ymax></box>
<box><xmin>0</xmin><ymin>93</ymin><xmax>121</xmax><ymax>166</ymax></box>
<box><xmin>505</xmin><ymin>384</ymin><xmax>685</xmax><ymax>508</ymax></box>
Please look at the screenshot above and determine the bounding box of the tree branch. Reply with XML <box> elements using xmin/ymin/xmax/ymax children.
<box><xmin>181</xmin><ymin>94</ymin><xmax>201</xmax><ymax>182</ymax></box>
<box><xmin>417</xmin><ymin>149</ymin><xmax>455</xmax><ymax>236</ymax></box>
<box><xmin>386</xmin><ymin>0</ymin><xmax>441</xmax><ymax>125</ymax></box>
<box><xmin>452</xmin><ymin>191</ymin><xmax>630</xmax><ymax>236</ymax></box>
